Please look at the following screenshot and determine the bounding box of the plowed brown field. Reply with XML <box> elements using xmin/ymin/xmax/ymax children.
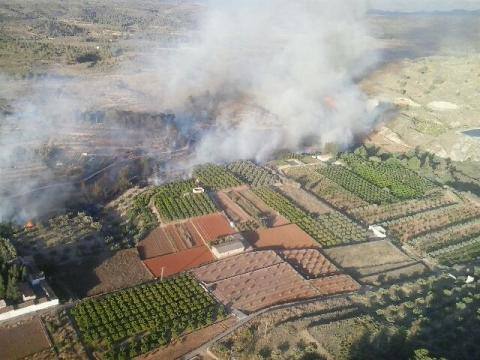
<box><xmin>190</xmin><ymin>213</ymin><xmax>237</xmax><ymax>243</ymax></box>
<box><xmin>193</xmin><ymin>250</ymin><xmax>283</xmax><ymax>283</ymax></box>
<box><xmin>279</xmin><ymin>249</ymin><xmax>338</xmax><ymax>278</ymax></box>
<box><xmin>212</xmin><ymin>262</ymin><xmax>319</xmax><ymax>313</ymax></box>
<box><xmin>244</xmin><ymin>224</ymin><xmax>318</xmax><ymax>250</ymax></box>
<box><xmin>144</xmin><ymin>245</ymin><xmax>214</xmax><ymax>278</ymax></box>
<box><xmin>309</xmin><ymin>274</ymin><xmax>360</xmax><ymax>295</ymax></box>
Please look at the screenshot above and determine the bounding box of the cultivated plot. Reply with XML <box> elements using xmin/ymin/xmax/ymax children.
<box><xmin>324</xmin><ymin>240</ymin><xmax>427</xmax><ymax>285</ymax></box>
<box><xmin>279</xmin><ymin>248</ymin><xmax>339</xmax><ymax>278</ymax></box>
<box><xmin>0</xmin><ymin>318</ymin><xmax>52</xmax><ymax>360</ymax></box>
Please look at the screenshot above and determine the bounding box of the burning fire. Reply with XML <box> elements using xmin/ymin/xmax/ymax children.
<box><xmin>25</xmin><ymin>220</ymin><xmax>35</xmax><ymax>230</ymax></box>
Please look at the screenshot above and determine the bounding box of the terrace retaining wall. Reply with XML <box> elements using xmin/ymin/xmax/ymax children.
<box><xmin>0</xmin><ymin>299</ymin><xmax>59</xmax><ymax>322</ymax></box>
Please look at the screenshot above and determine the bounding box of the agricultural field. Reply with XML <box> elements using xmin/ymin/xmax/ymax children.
<box><xmin>385</xmin><ymin>202</ymin><xmax>480</xmax><ymax>243</ymax></box>
<box><xmin>138</xmin><ymin>222</ymin><xmax>204</xmax><ymax>259</ymax></box>
<box><xmin>193</xmin><ymin>251</ymin><xmax>283</xmax><ymax>283</ymax></box>
<box><xmin>138</xmin><ymin>213</ymin><xmax>235</xmax><ymax>278</ymax></box>
<box><xmin>227</xmin><ymin>160</ymin><xmax>280</xmax><ymax>186</ymax></box>
<box><xmin>190</xmin><ymin>213</ymin><xmax>237</xmax><ymax>243</ymax></box>
<box><xmin>244</xmin><ymin>224</ymin><xmax>318</xmax><ymax>250</ymax></box>
<box><xmin>278</xmin><ymin>249</ymin><xmax>339</xmax><ymax>278</ymax></box>
<box><xmin>193</xmin><ymin>164</ymin><xmax>242</xmax><ymax>191</ymax></box>
<box><xmin>203</xmin><ymin>261</ymin><xmax>318</xmax><ymax>313</ymax></box>
<box><xmin>213</xmin><ymin>190</ymin><xmax>257</xmax><ymax>231</ymax></box>
<box><xmin>252</xmin><ymin>187</ymin><xmax>366</xmax><ymax>247</ymax></box>
<box><xmin>284</xmin><ymin>166</ymin><xmax>368</xmax><ymax>210</ymax></box>
<box><xmin>348</xmin><ymin>191</ymin><xmax>458</xmax><ymax>225</ymax></box>
<box><xmin>194</xmin><ymin>251</ymin><xmax>359</xmax><ymax>314</ymax></box>
<box><xmin>310</xmin><ymin>274</ymin><xmax>360</xmax><ymax>296</ymax></box>
<box><xmin>318</xmin><ymin>212</ymin><xmax>367</xmax><ymax>244</ymax></box>
<box><xmin>70</xmin><ymin>274</ymin><xmax>226</xmax><ymax>359</ymax></box>
<box><xmin>346</xmin><ymin>274</ymin><xmax>480</xmax><ymax>359</ymax></box>
<box><xmin>153</xmin><ymin>180</ymin><xmax>217</xmax><ymax>222</ymax></box>
<box><xmin>138</xmin><ymin>212</ymin><xmax>235</xmax><ymax>259</ymax></box>
<box><xmin>341</xmin><ymin>154</ymin><xmax>433</xmax><ymax>200</ymax></box>
<box><xmin>144</xmin><ymin>245</ymin><xmax>214</xmax><ymax>278</ymax></box>
<box><xmin>409</xmin><ymin>218</ymin><xmax>480</xmax><ymax>255</ymax></box>
<box><xmin>0</xmin><ymin>318</ymin><xmax>52</xmax><ymax>359</ymax></box>
<box><xmin>317</xmin><ymin>164</ymin><xmax>397</xmax><ymax>204</ymax></box>
<box><xmin>13</xmin><ymin>212</ymin><xmax>105</xmax><ymax>265</ymax></box>
<box><xmin>324</xmin><ymin>240</ymin><xmax>427</xmax><ymax>285</ymax></box>
<box><xmin>427</xmin><ymin>237</ymin><xmax>480</xmax><ymax>265</ymax></box>
<box><xmin>252</xmin><ymin>186</ymin><xmax>336</xmax><ymax>246</ymax></box>
<box><xmin>278</xmin><ymin>184</ymin><xmax>331</xmax><ymax>215</ymax></box>
<box><xmin>139</xmin><ymin>316</ymin><xmax>237</xmax><ymax>360</ymax></box>
<box><xmin>222</xmin><ymin>187</ymin><xmax>289</xmax><ymax>228</ymax></box>
<box><xmin>212</xmin><ymin>272</ymin><xmax>480</xmax><ymax>360</ymax></box>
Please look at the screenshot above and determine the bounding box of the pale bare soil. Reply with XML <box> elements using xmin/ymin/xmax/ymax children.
<box><xmin>324</xmin><ymin>240</ymin><xmax>427</xmax><ymax>285</ymax></box>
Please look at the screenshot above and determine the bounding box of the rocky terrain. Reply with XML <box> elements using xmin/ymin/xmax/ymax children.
<box><xmin>363</xmin><ymin>55</ymin><xmax>480</xmax><ymax>162</ymax></box>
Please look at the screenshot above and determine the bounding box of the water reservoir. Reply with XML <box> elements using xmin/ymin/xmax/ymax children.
<box><xmin>462</xmin><ymin>129</ymin><xmax>480</xmax><ymax>138</ymax></box>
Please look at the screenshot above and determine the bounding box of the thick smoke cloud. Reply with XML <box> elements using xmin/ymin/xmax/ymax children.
<box><xmin>147</xmin><ymin>0</ymin><xmax>378</xmax><ymax>164</ymax></box>
<box><xmin>0</xmin><ymin>0</ymin><xmax>379</xmax><ymax>221</ymax></box>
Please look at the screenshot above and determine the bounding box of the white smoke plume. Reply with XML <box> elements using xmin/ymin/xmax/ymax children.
<box><xmin>0</xmin><ymin>0</ymin><xmax>379</xmax><ymax>221</ymax></box>
<box><xmin>146</xmin><ymin>0</ymin><xmax>378</xmax><ymax>164</ymax></box>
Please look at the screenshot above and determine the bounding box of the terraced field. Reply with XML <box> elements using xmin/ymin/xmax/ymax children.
<box><xmin>341</xmin><ymin>154</ymin><xmax>433</xmax><ymax>199</ymax></box>
<box><xmin>310</xmin><ymin>275</ymin><xmax>360</xmax><ymax>296</ymax></box>
<box><xmin>385</xmin><ymin>203</ymin><xmax>480</xmax><ymax>243</ymax></box>
<box><xmin>153</xmin><ymin>180</ymin><xmax>218</xmax><ymax>222</ymax></box>
<box><xmin>253</xmin><ymin>187</ymin><xmax>366</xmax><ymax>247</ymax></box>
<box><xmin>348</xmin><ymin>192</ymin><xmax>458</xmax><ymax>225</ymax></box>
<box><xmin>227</xmin><ymin>160</ymin><xmax>279</xmax><ymax>186</ymax></box>
<box><xmin>317</xmin><ymin>165</ymin><xmax>396</xmax><ymax>204</ymax></box>
<box><xmin>193</xmin><ymin>164</ymin><xmax>242</xmax><ymax>191</ymax></box>
<box><xmin>284</xmin><ymin>166</ymin><xmax>368</xmax><ymax>210</ymax></box>
<box><xmin>279</xmin><ymin>249</ymin><xmax>339</xmax><ymax>278</ymax></box>
<box><xmin>208</xmin><ymin>261</ymin><xmax>318</xmax><ymax>313</ymax></box>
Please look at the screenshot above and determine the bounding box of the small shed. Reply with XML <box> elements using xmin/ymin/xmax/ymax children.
<box><xmin>19</xmin><ymin>282</ymin><xmax>36</xmax><ymax>302</ymax></box>
<box><xmin>369</xmin><ymin>225</ymin><xmax>387</xmax><ymax>238</ymax></box>
<box><xmin>211</xmin><ymin>234</ymin><xmax>246</xmax><ymax>259</ymax></box>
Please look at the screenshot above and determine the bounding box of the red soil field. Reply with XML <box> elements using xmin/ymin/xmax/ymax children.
<box><xmin>244</xmin><ymin>224</ymin><xmax>318</xmax><ymax>250</ymax></box>
<box><xmin>144</xmin><ymin>245</ymin><xmax>214</xmax><ymax>278</ymax></box>
<box><xmin>212</xmin><ymin>261</ymin><xmax>318</xmax><ymax>313</ymax></box>
<box><xmin>279</xmin><ymin>249</ymin><xmax>339</xmax><ymax>278</ymax></box>
<box><xmin>193</xmin><ymin>250</ymin><xmax>283</xmax><ymax>283</ymax></box>
<box><xmin>138</xmin><ymin>212</ymin><xmax>232</xmax><ymax>260</ymax></box>
<box><xmin>309</xmin><ymin>274</ymin><xmax>360</xmax><ymax>296</ymax></box>
<box><xmin>190</xmin><ymin>213</ymin><xmax>236</xmax><ymax>243</ymax></box>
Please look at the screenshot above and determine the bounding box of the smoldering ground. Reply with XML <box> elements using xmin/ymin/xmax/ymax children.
<box><xmin>0</xmin><ymin>0</ymin><xmax>380</xmax><ymax>221</ymax></box>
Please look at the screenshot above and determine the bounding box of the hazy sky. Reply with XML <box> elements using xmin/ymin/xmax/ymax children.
<box><xmin>370</xmin><ymin>0</ymin><xmax>480</xmax><ymax>11</ymax></box>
